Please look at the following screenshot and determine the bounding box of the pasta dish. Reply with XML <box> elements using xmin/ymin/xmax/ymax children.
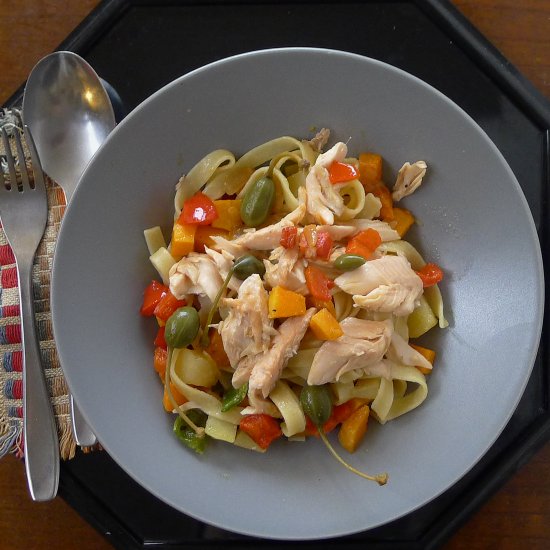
<box><xmin>140</xmin><ymin>129</ymin><xmax>447</xmax><ymax>483</ymax></box>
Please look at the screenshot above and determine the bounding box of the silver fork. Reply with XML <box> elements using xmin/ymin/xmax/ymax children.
<box><xmin>0</xmin><ymin>123</ymin><xmax>59</xmax><ymax>501</ymax></box>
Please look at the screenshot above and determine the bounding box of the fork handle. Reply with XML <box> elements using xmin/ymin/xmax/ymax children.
<box><xmin>18</xmin><ymin>257</ymin><xmax>60</xmax><ymax>501</ymax></box>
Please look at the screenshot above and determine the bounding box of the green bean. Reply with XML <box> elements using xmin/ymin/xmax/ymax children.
<box><xmin>240</xmin><ymin>176</ymin><xmax>275</xmax><ymax>227</ymax></box>
<box><xmin>165</xmin><ymin>307</ymin><xmax>200</xmax><ymax>349</ymax></box>
<box><xmin>221</xmin><ymin>383</ymin><xmax>248</xmax><ymax>412</ymax></box>
<box><xmin>333</xmin><ymin>254</ymin><xmax>366</xmax><ymax>271</ymax></box>
<box><xmin>233</xmin><ymin>254</ymin><xmax>266</xmax><ymax>280</ymax></box>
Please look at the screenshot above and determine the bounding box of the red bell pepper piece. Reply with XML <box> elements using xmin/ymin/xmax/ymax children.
<box><xmin>345</xmin><ymin>228</ymin><xmax>382</xmax><ymax>259</ymax></box>
<box><xmin>280</xmin><ymin>226</ymin><xmax>298</xmax><ymax>248</ymax></box>
<box><xmin>154</xmin><ymin>326</ymin><xmax>167</xmax><ymax>349</ymax></box>
<box><xmin>328</xmin><ymin>161</ymin><xmax>359</xmax><ymax>184</ymax></box>
<box><xmin>153</xmin><ymin>291</ymin><xmax>187</xmax><ymax>322</ymax></box>
<box><xmin>416</xmin><ymin>263</ymin><xmax>444</xmax><ymax>287</ymax></box>
<box><xmin>315</xmin><ymin>230</ymin><xmax>333</xmax><ymax>260</ymax></box>
<box><xmin>140</xmin><ymin>280</ymin><xmax>169</xmax><ymax>316</ymax></box>
<box><xmin>179</xmin><ymin>192</ymin><xmax>219</xmax><ymax>226</ymax></box>
<box><xmin>239</xmin><ymin>414</ymin><xmax>282</xmax><ymax>450</ymax></box>
<box><xmin>304</xmin><ymin>401</ymin><xmax>356</xmax><ymax>436</ymax></box>
<box><xmin>305</xmin><ymin>265</ymin><xmax>335</xmax><ymax>301</ymax></box>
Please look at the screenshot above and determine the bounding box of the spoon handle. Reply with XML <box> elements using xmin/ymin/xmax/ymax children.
<box><xmin>70</xmin><ymin>396</ymin><xmax>97</xmax><ymax>446</ymax></box>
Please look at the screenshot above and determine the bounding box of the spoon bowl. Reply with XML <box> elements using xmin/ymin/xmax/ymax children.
<box><xmin>23</xmin><ymin>51</ymin><xmax>116</xmax><ymax>203</ymax></box>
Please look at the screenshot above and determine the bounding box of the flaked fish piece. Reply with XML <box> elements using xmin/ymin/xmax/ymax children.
<box><xmin>306</xmin><ymin>142</ymin><xmax>347</xmax><ymax>225</ymax></box>
<box><xmin>307</xmin><ymin>318</ymin><xmax>393</xmax><ymax>385</ymax></box>
<box><xmin>354</xmin><ymin>284</ymin><xmax>416</xmax><ymax>315</ymax></box>
<box><xmin>392</xmin><ymin>161</ymin><xmax>427</xmax><ymax>201</ymax></box>
<box><xmin>263</xmin><ymin>246</ymin><xmax>308</xmax><ymax>293</ymax></box>
<box><xmin>335</xmin><ymin>255</ymin><xmax>422</xmax><ymax>317</ymax></box>
<box><xmin>209</xmin><ymin>235</ymin><xmax>247</xmax><ymax>258</ymax></box>
<box><xmin>203</xmin><ymin>246</ymin><xmax>241</xmax><ymax>292</ymax></box>
<box><xmin>317</xmin><ymin>224</ymin><xmax>355</xmax><ymax>242</ymax></box>
<box><xmin>169</xmin><ymin>252</ymin><xmax>223</xmax><ymax>303</ymax></box>
<box><xmin>387</xmin><ymin>331</ymin><xmax>432</xmax><ymax>372</ymax></box>
<box><xmin>248</xmin><ymin>308</ymin><xmax>315</xmax><ymax>397</ymax></box>
<box><xmin>218</xmin><ymin>274</ymin><xmax>274</xmax><ymax>382</ymax></box>
<box><xmin>305</xmin><ymin>128</ymin><xmax>330</xmax><ymax>152</ymax></box>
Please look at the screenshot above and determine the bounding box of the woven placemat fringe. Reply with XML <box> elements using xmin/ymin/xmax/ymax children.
<box><xmin>0</xmin><ymin>417</ymin><xmax>19</xmax><ymax>459</ymax></box>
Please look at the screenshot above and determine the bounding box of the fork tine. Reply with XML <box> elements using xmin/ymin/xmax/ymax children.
<box><xmin>13</xmin><ymin>126</ymin><xmax>31</xmax><ymax>190</ymax></box>
<box><xmin>1</xmin><ymin>127</ymin><xmax>17</xmax><ymax>190</ymax></box>
<box><xmin>23</xmin><ymin>125</ymin><xmax>45</xmax><ymax>192</ymax></box>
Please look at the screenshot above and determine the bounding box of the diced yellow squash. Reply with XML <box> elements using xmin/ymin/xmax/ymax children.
<box><xmin>309</xmin><ymin>308</ymin><xmax>343</xmax><ymax>340</ymax></box>
<box><xmin>307</xmin><ymin>296</ymin><xmax>336</xmax><ymax>318</ymax></box>
<box><xmin>358</xmin><ymin>152</ymin><xmax>383</xmax><ymax>185</ymax></box>
<box><xmin>268</xmin><ymin>286</ymin><xmax>306</xmax><ymax>318</ymax></box>
<box><xmin>407</xmin><ymin>295</ymin><xmax>437</xmax><ymax>338</ymax></box>
<box><xmin>171</xmin><ymin>222</ymin><xmax>196</xmax><ymax>257</ymax></box>
<box><xmin>410</xmin><ymin>344</ymin><xmax>436</xmax><ymax>375</ymax></box>
<box><xmin>212</xmin><ymin>200</ymin><xmax>243</xmax><ymax>232</ymax></box>
<box><xmin>338</xmin><ymin>404</ymin><xmax>370</xmax><ymax>453</ymax></box>
<box><xmin>194</xmin><ymin>226</ymin><xmax>228</xmax><ymax>253</ymax></box>
<box><xmin>392</xmin><ymin>207</ymin><xmax>415</xmax><ymax>237</ymax></box>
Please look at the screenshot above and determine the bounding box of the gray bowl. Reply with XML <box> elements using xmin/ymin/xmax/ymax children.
<box><xmin>51</xmin><ymin>48</ymin><xmax>544</xmax><ymax>540</ymax></box>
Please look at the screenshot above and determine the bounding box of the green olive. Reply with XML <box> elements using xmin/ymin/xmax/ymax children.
<box><xmin>240</xmin><ymin>176</ymin><xmax>275</xmax><ymax>227</ymax></box>
<box><xmin>333</xmin><ymin>254</ymin><xmax>366</xmax><ymax>271</ymax></box>
<box><xmin>165</xmin><ymin>306</ymin><xmax>200</xmax><ymax>349</ymax></box>
<box><xmin>233</xmin><ymin>254</ymin><xmax>266</xmax><ymax>280</ymax></box>
<box><xmin>300</xmin><ymin>384</ymin><xmax>333</xmax><ymax>427</ymax></box>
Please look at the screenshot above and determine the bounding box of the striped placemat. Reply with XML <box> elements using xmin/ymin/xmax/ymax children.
<box><xmin>0</xmin><ymin>109</ymin><xmax>87</xmax><ymax>461</ymax></box>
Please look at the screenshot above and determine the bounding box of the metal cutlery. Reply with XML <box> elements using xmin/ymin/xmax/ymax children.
<box><xmin>0</xmin><ymin>119</ymin><xmax>59</xmax><ymax>501</ymax></box>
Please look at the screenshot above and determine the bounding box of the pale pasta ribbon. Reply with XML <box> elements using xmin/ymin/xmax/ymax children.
<box><xmin>170</xmin><ymin>349</ymin><xmax>243</xmax><ymax>425</ymax></box>
<box><xmin>370</xmin><ymin>363</ymin><xmax>428</xmax><ymax>423</ymax></box>
<box><xmin>270</xmin><ymin>380</ymin><xmax>306</xmax><ymax>437</ymax></box>
<box><xmin>175</xmin><ymin>149</ymin><xmax>235</xmax><ymax>212</ymax></box>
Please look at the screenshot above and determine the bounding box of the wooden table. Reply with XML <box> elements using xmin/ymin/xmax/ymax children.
<box><xmin>1</xmin><ymin>1</ymin><xmax>549</xmax><ymax>548</ymax></box>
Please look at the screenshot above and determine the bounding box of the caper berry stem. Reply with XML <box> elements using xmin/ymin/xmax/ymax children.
<box><xmin>300</xmin><ymin>384</ymin><xmax>388</xmax><ymax>485</ymax></box>
<box><xmin>318</xmin><ymin>429</ymin><xmax>388</xmax><ymax>485</ymax></box>
<box><xmin>200</xmin><ymin>267</ymin><xmax>234</xmax><ymax>348</ymax></box>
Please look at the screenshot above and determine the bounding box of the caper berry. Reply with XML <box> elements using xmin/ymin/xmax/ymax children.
<box><xmin>233</xmin><ymin>254</ymin><xmax>266</xmax><ymax>280</ymax></box>
<box><xmin>240</xmin><ymin>176</ymin><xmax>275</xmax><ymax>227</ymax></box>
<box><xmin>165</xmin><ymin>306</ymin><xmax>200</xmax><ymax>349</ymax></box>
<box><xmin>300</xmin><ymin>384</ymin><xmax>333</xmax><ymax>427</ymax></box>
<box><xmin>333</xmin><ymin>254</ymin><xmax>366</xmax><ymax>271</ymax></box>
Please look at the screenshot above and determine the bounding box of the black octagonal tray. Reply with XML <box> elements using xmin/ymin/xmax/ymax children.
<box><xmin>6</xmin><ymin>1</ymin><xmax>549</xmax><ymax>548</ymax></box>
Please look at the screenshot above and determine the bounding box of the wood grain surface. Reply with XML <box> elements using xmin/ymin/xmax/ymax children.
<box><xmin>1</xmin><ymin>1</ymin><xmax>549</xmax><ymax>549</ymax></box>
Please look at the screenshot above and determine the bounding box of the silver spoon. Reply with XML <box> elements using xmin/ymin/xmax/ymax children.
<box><xmin>23</xmin><ymin>51</ymin><xmax>116</xmax><ymax>447</ymax></box>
